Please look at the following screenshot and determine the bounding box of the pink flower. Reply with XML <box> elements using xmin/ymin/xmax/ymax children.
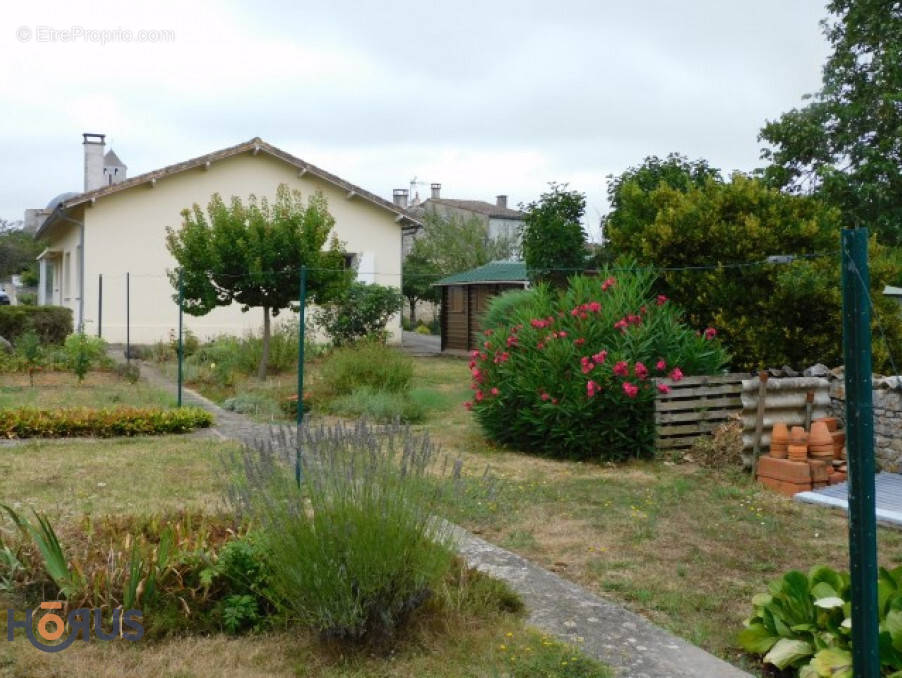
<box><xmin>613</xmin><ymin>361</ymin><xmax>629</xmax><ymax>377</ymax></box>
<box><xmin>506</xmin><ymin>335</ymin><xmax>518</xmax><ymax>348</ymax></box>
<box><xmin>552</xmin><ymin>398</ymin><xmax>559</xmax><ymax>405</ymax></box>
<box><xmin>531</xmin><ymin>318</ymin><xmax>547</xmax><ymax>329</ymax></box>
<box><xmin>500</xmin><ymin>352</ymin><xmax>510</xmax><ymax>363</ymax></box>
<box><xmin>704</xmin><ymin>327</ymin><xmax>717</xmax><ymax>340</ymax></box>
<box><xmin>491</xmin><ymin>387</ymin><xmax>499</xmax><ymax>396</ymax></box>
<box><xmin>470</xmin><ymin>350</ymin><xmax>480</xmax><ymax>359</ymax></box>
<box><xmin>634</xmin><ymin>362</ymin><xmax>648</xmax><ymax>380</ymax></box>
<box><xmin>656</xmin><ymin>358</ymin><xmax>667</xmax><ymax>371</ymax></box>
<box><xmin>640</xmin><ymin>305</ymin><xmax>647</xmax><ymax>315</ymax></box>
<box><xmin>580</xmin><ymin>312</ymin><xmax>588</xmax><ymax>320</ymax></box>
<box><xmin>656</xmin><ymin>294</ymin><xmax>668</xmax><ymax>306</ymax></box>
<box><xmin>588</xmin><ymin>301</ymin><xmax>601</xmax><ymax>312</ymax></box>
<box><xmin>614</xmin><ymin>319</ymin><xmax>628</xmax><ymax>332</ymax></box>
<box><xmin>587</xmin><ymin>380</ymin><xmax>600</xmax><ymax>397</ymax></box>
<box><xmin>464</xmin><ymin>401</ymin><xmax>473</xmax><ymax>410</ymax></box>
<box><xmin>627</xmin><ymin>314</ymin><xmax>642</xmax><ymax>325</ymax></box>
<box><xmin>669</xmin><ymin>367</ymin><xmax>684</xmax><ymax>382</ymax></box>
<box><xmin>479</xmin><ymin>352</ymin><xmax>488</xmax><ymax>360</ymax></box>
<box><xmin>574</xmin><ymin>337</ymin><xmax>586</xmax><ymax>346</ymax></box>
<box><xmin>622</xmin><ymin>381</ymin><xmax>639</xmax><ymax>398</ymax></box>
<box><xmin>558</xmin><ymin>330</ymin><xmax>568</xmax><ymax>338</ymax></box>
<box><xmin>484</xmin><ymin>329</ymin><xmax>493</xmax><ymax>336</ymax></box>
<box><xmin>593</xmin><ymin>350</ymin><xmax>608</xmax><ymax>364</ymax></box>
<box><xmin>657</xmin><ymin>383</ymin><xmax>670</xmax><ymax>394</ymax></box>
<box><xmin>570</xmin><ymin>308</ymin><xmax>581</xmax><ymax>317</ymax></box>
<box><xmin>581</xmin><ymin>358</ymin><xmax>594</xmax><ymax>374</ymax></box>
<box><xmin>537</xmin><ymin>342</ymin><xmax>545</xmax><ymax>350</ymax></box>
<box><xmin>468</xmin><ymin>360</ymin><xmax>476</xmax><ymax>369</ymax></box>
<box><xmin>475</xmin><ymin>390</ymin><xmax>484</xmax><ymax>402</ymax></box>
<box><xmin>602</xmin><ymin>277</ymin><xmax>616</xmax><ymax>291</ymax></box>
<box><xmin>483</xmin><ymin>340</ymin><xmax>492</xmax><ymax>349</ymax></box>
<box><xmin>540</xmin><ymin>392</ymin><xmax>551</xmax><ymax>401</ymax></box>
<box><xmin>471</xmin><ymin>367</ymin><xmax>481</xmax><ymax>378</ymax></box>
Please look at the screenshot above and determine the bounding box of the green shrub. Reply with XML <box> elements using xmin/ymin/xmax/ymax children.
<box><xmin>317</xmin><ymin>282</ymin><xmax>402</xmax><ymax>345</ymax></box>
<box><xmin>328</xmin><ymin>386</ymin><xmax>425</xmax><ymax>423</ymax></box>
<box><xmin>315</xmin><ymin>341</ymin><xmax>413</xmax><ymax>399</ymax></box>
<box><xmin>151</xmin><ymin>340</ymin><xmax>175</xmax><ymax>363</ymax></box>
<box><xmin>480</xmin><ymin>289</ymin><xmax>535</xmax><ymax>330</ymax></box>
<box><xmin>229</xmin><ymin>422</ymin><xmax>456</xmax><ymax>641</ymax></box>
<box><xmin>63</xmin><ymin>333</ymin><xmax>109</xmax><ymax>382</ymax></box>
<box><xmin>17</xmin><ymin>292</ymin><xmax>37</xmax><ymax>305</ymax></box>
<box><xmin>15</xmin><ymin>330</ymin><xmax>43</xmax><ymax>387</ymax></box>
<box><xmin>114</xmin><ymin>361</ymin><xmax>141</xmax><ymax>384</ymax></box>
<box><xmin>0</xmin><ymin>406</ymin><xmax>213</xmax><ymax>438</ymax></box>
<box><xmin>467</xmin><ymin>268</ymin><xmax>729</xmax><ymax>461</ymax></box>
<box><xmin>414</xmin><ymin>323</ymin><xmax>432</xmax><ymax>335</ymax></box>
<box><xmin>0</xmin><ymin>305</ymin><xmax>72</xmax><ymax>345</ymax></box>
<box><xmin>737</xmin><ymin>564</ymin><xmax>902</xmax><ymax>676</ymax></box>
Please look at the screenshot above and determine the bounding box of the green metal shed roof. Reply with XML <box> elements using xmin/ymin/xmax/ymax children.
<box><xmin>433</xmin><ymin>261</ymin><xmax>527</xmax><ymax>286</ymax></box>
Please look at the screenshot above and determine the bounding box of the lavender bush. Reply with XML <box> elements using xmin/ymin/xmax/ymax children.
<box><xmin>226</xmin><ymin>421</ymin><xmax>457</xmax><ymax>641</ymax></box>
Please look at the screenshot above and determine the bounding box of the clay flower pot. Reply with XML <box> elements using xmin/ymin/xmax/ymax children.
<box><xmin>810</xmin><ymin>421</ymin><xmax>832</xmax><ymax>448</ymax></box>
<box><xmin>815</xmin><ymin>417</ymin><xmax>838</xmax><ymax>432</ymax></box>
<box><xmin>788</xmin><ymin>444</ymin><xmax>808</xmax><ymax>461</ymax></box>
<box><xmin>772</xmin><ymin>421</ymin><xmax>790</xmax><ymax>445</ymax></box>
<box><xmin>770</xmin><ymin>444</ymin><xmax>788</xmax><ymax>459</ymax></box>
<box><xmin>790</xmin><ymin>426</ymin><xmax>808</xmax><ymax>445</ymax></box>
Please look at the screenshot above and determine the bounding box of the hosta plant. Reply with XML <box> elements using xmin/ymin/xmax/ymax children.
<box><xmin>739</xmin><ymin>565</ymin><xmax>902</xmax><ymax>677</ymax></box>
<box><xmin>466</xmin><ymin>269</ymin><xmax>728</xmax><ymax>461</ymax></box>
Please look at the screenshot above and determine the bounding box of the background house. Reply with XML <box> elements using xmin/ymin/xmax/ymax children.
<box><xmin>433</xmin><ymin>260</ymin><xmax>527</xmax><ymax>353</ymax></box>
<box><xmin>30</xmin><ymin>134</ymin><xmax>419</xmax><ymax>344</ymax></box>
<box><xmin>398</xmin><ymin>183</ymin><xmax>525</xmax><ymax>256</ymax></box>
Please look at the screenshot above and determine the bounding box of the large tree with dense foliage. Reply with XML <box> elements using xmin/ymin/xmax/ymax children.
<box><xmin>166</xmin><ymin>184</ymin><xmax>351</xmax><ymax>378</ymax></box>
<box><xmin>603</xmin><ymin>154</ymin><xmax>721</xmax><ymax>251</ymax></box>
<box><xmin>520</xmin><ymin>183</ymin><xmax>588</xmax><ymax>286</ymax></box>
<box><xmin>0</xmin><ymin>220</ymin><xmax>43</xmax><ymax>286</ymax></box>
<box><xmin>604</xmin><ymin>171</ymin><xmax>902</xmax><ymax>371</ymax></box>
<box><xmin>759</xmin><ymin>0</ymin><xmax>902</xmax><ymax>246</ymax></box>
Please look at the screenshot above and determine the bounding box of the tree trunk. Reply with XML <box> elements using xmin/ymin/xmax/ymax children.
<box><xmin>409</xmin><ymin>298</ymin><xmax>417</xmax><ymax>326</ymax></box>
<box><xmin>258</xmin><ymin>306</ymin><xmax>271</xmax><ymax>380</ymax></box>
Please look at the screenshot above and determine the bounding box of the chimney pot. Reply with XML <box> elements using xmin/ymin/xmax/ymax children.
<box><xmin>496</xmin><ymin>195</ymin><xmax>508</xmax><ymax>209</ymax></box>
<box><xmin>392</xmin><ymin>188</ymin><xmax>409</xmax><ymax>209</ymax></box>
<box><xmin>430</xmin><ymin>183</ymin><xmax>441</xmax><ymax>200</ymax></box>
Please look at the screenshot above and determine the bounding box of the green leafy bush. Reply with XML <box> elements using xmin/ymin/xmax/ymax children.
<box><xmin>229</xmin><ymin>422</ymin><xmax>456</xmax><ymax>641</ymax></box>
<box><xmin>317</xmin><ymin>282</ymin><xmax>402</xmax><ymax>345</ymax></box>
<box><xmin>0</xmin><ymin>406</ymin><xmax>213</xmax><ymax>438</ymax></box>
<box><xmin>15</xmin><ymin>330</ymin><xmax>43</xmax><ymax>387</ymax></box>
<box><xmin>479</xmin><ymin>288</ymin><xmax>534</xmax><ymax>330</ymax></box>
<box><xmin>222</xmin><ymin>393</ymin><xmax>281</xmax><ymax>417</ymax></box>
<box><xmin>414</xmin><ymin>323</ymin><xmax>432</xmax><ymax>335</ymax></box>
<box><xmin>328</xmin><ymin>386</ymin><xmax>425</xmax><ymax>423</ymax></box>
<box><xmin>738</xmin><ymin>564</ymin><xmax>902</xmax><ymax>676</ymax></box>
<box><xmin>63</xmin><ymin>333</ymin><xmax>109</xmax><ymax>381</ymax></box>
<box><xmin>468</xmin><ymin>269</ymin><xmax>729</xmax><ymax>461</ymax></box>
<box><xmin>314</xmin><ymin>340</ymin><xmax>413</xmax><ymax>399</ymax></box>
<box><xmin>0</xmin><ymin>305</ymin><xmax>72</xmax><ymax>345</ymax></box>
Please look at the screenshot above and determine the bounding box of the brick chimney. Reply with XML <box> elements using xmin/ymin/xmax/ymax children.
<box><xmin>392</xmin><ymin>188</ymin><xmax>409</xmax><ymax>209</ymax></box>
<box><xmin>430</xmin><ymin>183</ymin><xmax>441</xmax><ymax>199</ymax></box>
<box><xmin>83</xmin><ymin>133</ymin><xmax>106</xmax><ymax>192</ymax></box>
<box><xmin>496</xmin><ymin>195</ymin><xmax>508</xmax><ymax>209</ymax></box>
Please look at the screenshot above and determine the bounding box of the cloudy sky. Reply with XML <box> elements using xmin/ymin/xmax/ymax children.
<box><xmin>1</xmin><ymin>1</ymin><xmax>830</xmax><ymax>239</ymax></box>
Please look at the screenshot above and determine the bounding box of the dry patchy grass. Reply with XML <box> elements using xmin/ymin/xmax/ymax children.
<box><xmin>0</xmin><ymin>370</ymin><xmax>176</xmax><ymax>410</ymax></box>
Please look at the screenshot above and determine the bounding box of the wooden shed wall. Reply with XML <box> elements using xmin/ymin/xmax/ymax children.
<box><xmin>441</xmin><ymin>283</ymin><xmax>523</xmax><ymax>352</ymax></box>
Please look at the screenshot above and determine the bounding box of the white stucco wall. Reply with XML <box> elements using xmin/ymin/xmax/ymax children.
<box><xmin>70</xmin><ymin>151</ymin><xmax>401</xmax><ymax>344</ymax></box>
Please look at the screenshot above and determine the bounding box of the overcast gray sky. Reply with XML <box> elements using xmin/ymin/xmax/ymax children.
<box><xmin>1</xmin><ymin>1</ymin><xmax>830</xmax><ymax>239</ymax></box>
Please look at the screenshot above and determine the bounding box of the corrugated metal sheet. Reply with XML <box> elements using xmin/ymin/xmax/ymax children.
<box><xmin>740</xmin><ymin>377</ymin><xmax>830</xmax><ymax>466</ymax></box>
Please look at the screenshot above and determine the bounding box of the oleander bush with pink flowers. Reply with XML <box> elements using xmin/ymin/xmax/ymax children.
<box><xmin>466</xmin><ymin>268</ymin><xmax>729</xmax><ymax>461</ymax></box>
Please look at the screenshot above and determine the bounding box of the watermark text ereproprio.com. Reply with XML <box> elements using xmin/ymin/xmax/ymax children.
<box><xmin>16</xmin><ymin>25</ymin><xmax>175</xmax><ymax>45</ymax></box>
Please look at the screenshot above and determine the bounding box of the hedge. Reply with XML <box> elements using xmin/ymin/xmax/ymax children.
<box><xmin>0</xmin><ymin>306</ymin><xmax>73</xmax><ymax>345</ymax></box>
<box><xmin>0</xmin><ymin>406</ymin><xmax>213</xmax><ymax>438</ymax></box>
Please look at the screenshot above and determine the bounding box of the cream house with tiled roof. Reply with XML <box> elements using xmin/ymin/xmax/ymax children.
<box><xmin>31</xmin><ymin>134</ymin><xmax>418</xmax><ymax>344</ymax></box>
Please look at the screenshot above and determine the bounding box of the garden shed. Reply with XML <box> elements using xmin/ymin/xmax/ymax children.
<box><xmin>433</xmin><ymin>261</ymin><xmax>527</xmax><ymax>353</ymax></box>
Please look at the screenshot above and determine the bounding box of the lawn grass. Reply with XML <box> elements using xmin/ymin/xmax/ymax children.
<box><xmin>402</xmin><ymin>357</ymin><xmax>902</xmax><ymax>669</ymax></box>
<box><xmin>0</xmin><ymin>370</ymin><xmax>176</xmax><ymax>410</ymax></box>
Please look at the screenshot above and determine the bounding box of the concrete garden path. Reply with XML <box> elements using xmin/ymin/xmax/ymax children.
<box><xmin>129</xmin><ymin>355</ymin><xmax>752</xmax><ymax>677</ymax></box>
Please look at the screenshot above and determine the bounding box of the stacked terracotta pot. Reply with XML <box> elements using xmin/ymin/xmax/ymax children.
<box><xmin>757</xmin><ymin>417</ymin><xmax>848</xmax><ymax>497</ymax></box>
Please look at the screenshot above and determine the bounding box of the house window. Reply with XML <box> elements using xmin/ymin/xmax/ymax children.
<box><xmin>449</xmin><ymin>287</ymin><xmax>464</xmax><ymax>313</ymax></box>
<box><xmin>344</xmin><ymin>253</ymin><xmax>359</xmax><ymax>271</ymax></box>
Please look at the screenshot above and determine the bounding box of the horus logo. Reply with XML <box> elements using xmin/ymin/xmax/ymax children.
<box><xmin>6</xmin><ymin>602</ymin><xmax>144</xmax><ymax>652</ymax></box>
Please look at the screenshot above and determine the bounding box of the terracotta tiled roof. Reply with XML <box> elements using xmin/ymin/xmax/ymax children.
<box><xmin>38</xmin><ymin>137</ymin><xmax>419</xmax><ymax>238</ymax></box>
<box><xmin>421</xmin><ymin>198</ymin><xmax>525</xmax><ymax>220</ymax></box>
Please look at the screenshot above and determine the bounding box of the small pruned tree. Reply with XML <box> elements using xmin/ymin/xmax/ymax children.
<box><xmin>166</xmin><ymin>184</ymin><xmax>352</xmax><ymax>378</ymax></box>
<box><xmin>317</xmin><ymin>282</ymin><xmax>402</xmax><ymax>345</ymax></box>
<box><xmin>401</xmin><ymin>251</ymin><xmax>440</xmax><ymax>323</ymax></box>
<box><xmin>520</xmin><ymin>183</ymin><xmax>588</xmax><ymax>286</ymax></box>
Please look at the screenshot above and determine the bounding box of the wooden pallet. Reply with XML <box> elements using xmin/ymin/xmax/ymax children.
<box><xmin>654</xmin><ymin>374</ymin><xmax>746</xmax><ymax>451</ymax></box>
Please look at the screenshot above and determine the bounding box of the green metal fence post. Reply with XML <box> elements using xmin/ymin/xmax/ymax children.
<box><xmin>125</xmin><ymin>272</ymin><xmax>130</xmax><ymax>363</ymax></box>
<box><xmin>177</xmin><ymin>269</ymin><xmax>184</xmax><ymax>408</ymax></box>
<box><xmin>97</xmin><ymin>274</ymin><xmax>103</xmax><ymax>338</ymax></box>
<box><xmin>841</xmin><ymin>227</ymin><xmax>879</xmax><ymax>676</ymax></box>
<box><xmin>295</xmin><ymin>265</ymin><xmax>307</xmax><ymax>487</ymax></box>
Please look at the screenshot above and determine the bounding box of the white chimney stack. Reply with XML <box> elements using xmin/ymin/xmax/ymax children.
<box><xmin>430</xmin><ymin>183</ymin><xmax>441</xmax><ymax>199</ymax></box>
<box><xmin>83</xmin><ymin>133</ymin><xmax>106</xmax><ymax>191</ymax></box>
<box><xmin>392</xmin><ymin>188</ymin><xmax>409</xmax><ymax>209</ymax></box>
<box><xmin>496</xmin><ymin>195</ymin><xmax>508</xmax><ymax>209</ymax></box>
